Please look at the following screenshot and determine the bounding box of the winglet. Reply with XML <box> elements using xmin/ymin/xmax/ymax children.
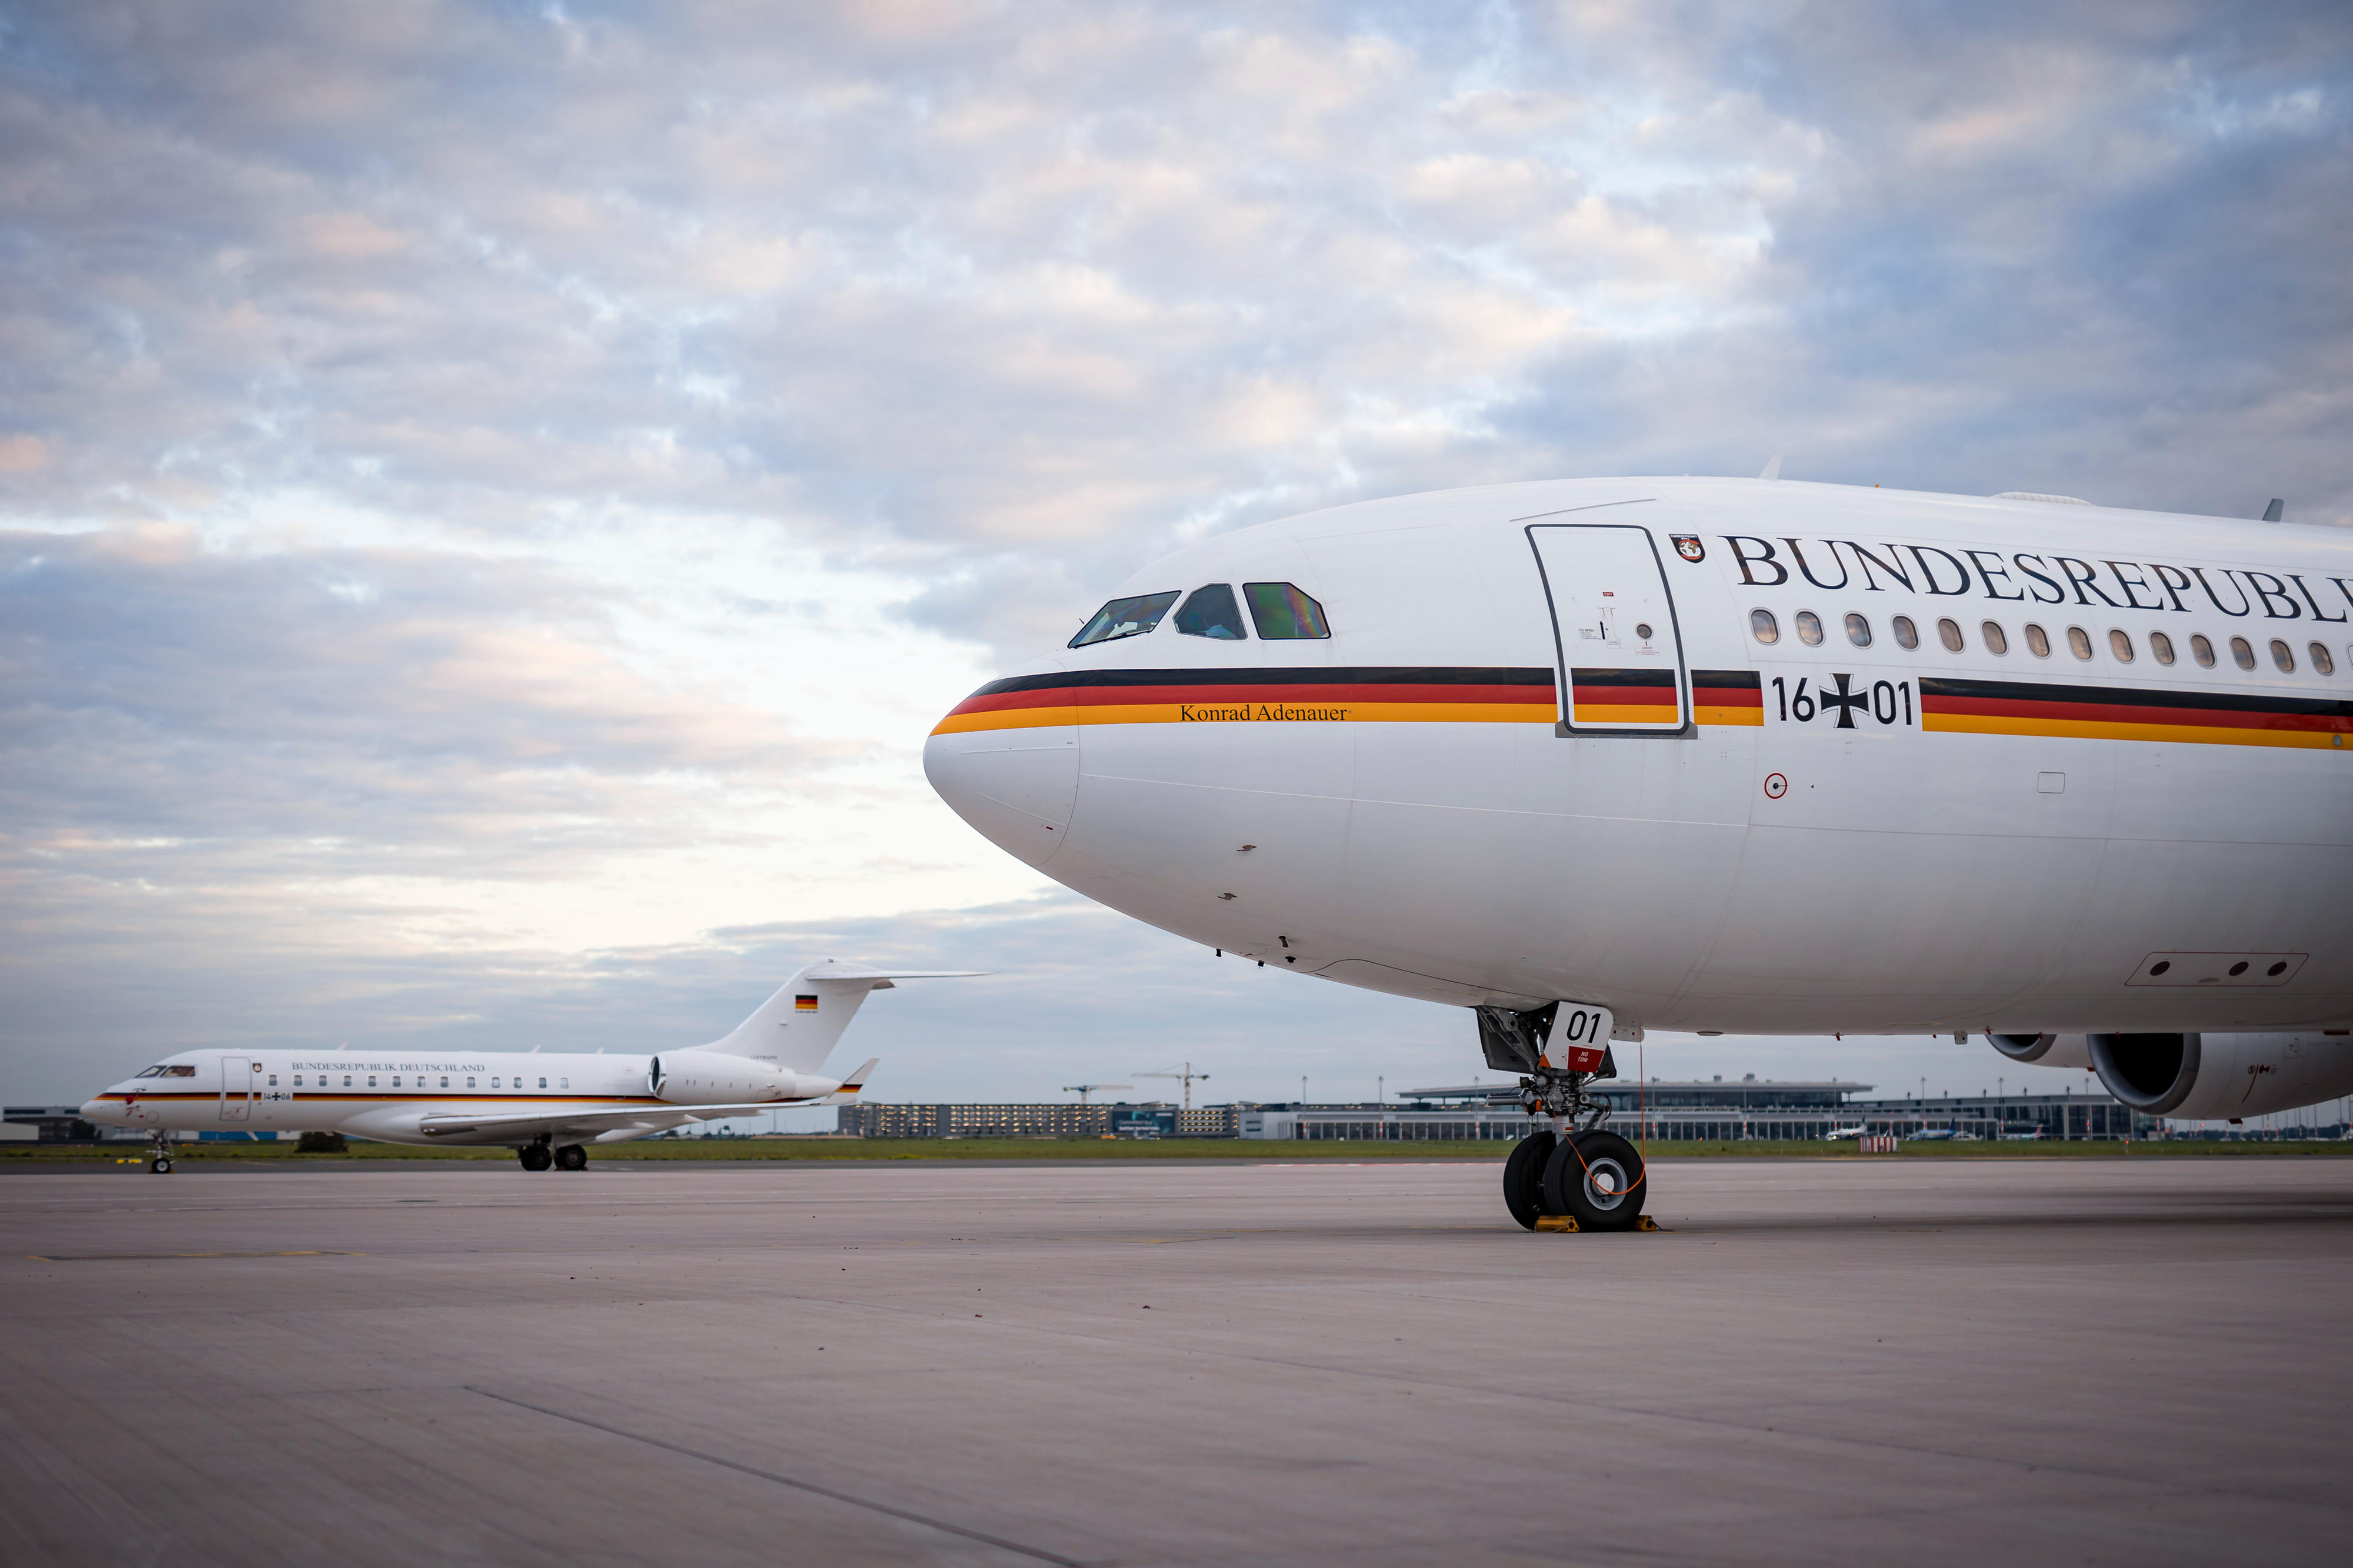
<box><xmin>2263</xmin><ymin>498</ymin><xmax>2285</xmax><ymax>522</ymax></box>
<box><xmin>1758</xmin><ymin>452</ymin><xmax>1782</xmax><ymax>482</ymax></box>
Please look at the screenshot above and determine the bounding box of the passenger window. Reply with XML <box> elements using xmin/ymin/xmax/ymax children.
<box><xmin>1891</xmin><ymin>615</ymin><xmax>1919</xmax><ymax>650</ymax></box>
<box><xmin>368</xmin><ymin>1076</ymin><xmax>378</xmax><ymax>1088</ymax></box>
<box><xmin>1981</xmin><ymin>622</ymin><xmax>2008</xmax><ymax>656</ymax></box>
<box><xmin>1242</xmin><ymin>582</ymin><xmax>1331</xmax><ymax>639</ymax></box>
<box><xmin>2312</xmin><ymin>643</ymin><xmax>2335</xmax><ymax>676</ymax></box>
<box><xmin>2109</xmin><ymin>630</ymin><xmax>2134</xmax><ymax>663</ymax></box>
<box><xmin>2150</xmin><ymin>630</ymin><xmax>2175</xmax><ymax>665</ymax></box>
<box><xmin>561</xmin><ymin>1077</ymin><xmax>569</xmax><ymax>1090</ymax></box>
<box><xmin>1174</xmin><ymin>583</ymin><xmax>1248</xmax><ymax>640</ymax></box>
<box><xmin>538</xmin><ymin>1077</ymin><xmax>548</xmax><ymax>1090</ymax></box>
<box><xmin>2191</xmin><ymin>634</ymin><xmax>2217</xmax><ymax>668</ymax></box>
<box><xmin>391</xmin><ymin>1076</ymin><xmax>401</xmax><ymax>1088</ymax></box>
<box><xmin>467</xmin><ymin>1076</ymin><xmax>476</xmax><ymax>1089</ymax></box>
<box><xmin>2231</xmin><ymin>636</ymin><xmax>2257</xmax><ymax>670</ymax></box>
<box><xmin>1795</xmin><ymin>610</ymin><xmax>1824</xmax><ymax>646</ymax></box>
<box><xmin>292</xmin><ymin>1075</ymin><xmax>302</xmax><ymax>1086</ymax></box>
<box><xmin>2066</xmin><ymin>626</ymin><xmax>2092</xmax><ymax>660</ymax></box>
<box><xmin>268</xmin><ymin>1075</ymin><xmax>278</xmax><ymax>1086</ymax></box>
<box><xmin>1068</xmin><ymin>590</ymin><xmax>1181</xmax><ymax>648</ymax></box>
<box><xmin>2271</xmin><ymin>639</ymin><xmax>2295</xmax><ymax>673</ymax></box>
<box><xmin>1844</xmin><ymin>612</ymin><xmax>1872</xmax><ymax>648</ymax></box>
<box><xmin>492</xmin><ymin>1077</ymin><xmax>501</xmax><ymax>1089</ymax></box>
<box><xmin>342</xmin><ymin>1075</ymin><xmax>352</xmax><ymax>1087</ymax></box>
<box><xmin>1749</xmin><ymin>608</ymin><xmax>1780</xmax><ymax>645</ymax></box>
<box><xmin>440</xmin><ymin>1076</ymin><xmax>450</xmax><ymax>1089</ymax></box>
<box><xmin>1937</xmin><ymin>618</ymin><xmax>1964</xmax><ymax>653</ymax></box>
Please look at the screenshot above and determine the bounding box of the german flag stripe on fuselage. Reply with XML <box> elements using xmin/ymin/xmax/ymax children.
<box><xmin>1921</xmin><ymin>676</ymin><xmax>2353</xmax><ymax>749</ymax></box>
<box><xmin>1568</xmin><ymin>667</ymin><xmax>1681</xmax><ymax>726</ymax></box>
<box><xmin>932</xmin><ymin>667</ymin><xmax>1770</xmax><ymax>734</ymax></box>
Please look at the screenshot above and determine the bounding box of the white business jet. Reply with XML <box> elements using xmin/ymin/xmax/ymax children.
<box><xmin>82</xmin><ymin>961</ymin><xmax>975</xmax><ymax>1173</ymax></box>
<box><xmin>924</xmin><ymin>474</ymin><xmax>2353</xmax><ymax>1230</ymax></box>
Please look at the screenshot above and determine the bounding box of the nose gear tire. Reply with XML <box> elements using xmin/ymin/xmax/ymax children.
<box><xmin>1542</xmin><ymin>1130</ymin><xmax>1646</xmax><ymax>1230</ymax></box>
<box><xmin>1503</xmin><ymin>1129</ymin><xmax>1557</xmax><ymax>1230</ymax></box>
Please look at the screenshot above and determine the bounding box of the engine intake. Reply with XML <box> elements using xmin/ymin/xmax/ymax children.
<box><xmin>2088</xmin><ymin>1033</ymin><xmax>2201</xmax><ymax>1115</ymax></box>
<box><xmin>2088</xmin><ymin>1032</ymin><xmax>2353</xmax><ymax>1121</ymax></box>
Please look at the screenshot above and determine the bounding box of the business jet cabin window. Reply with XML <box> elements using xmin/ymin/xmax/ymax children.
<box><xmin>1174</xmin><ymin>584</ymin><xmax>1248</xmax><ymax>639</ymax></box>
<box><xmin>1242</xmin><ymin>583</ymin><xmax>1330</xmax><ymax>639</ymax></box>
<box><xmin>1068</xmin><ymin>590</ymin><xmax>1180</xmax><ymax>647</ymax></box>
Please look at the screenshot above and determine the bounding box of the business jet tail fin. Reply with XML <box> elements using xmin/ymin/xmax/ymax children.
<box><xmin>702</xmin><ymin>962</ymin><xmax>983</xmax><ymax>1073</ymax></box>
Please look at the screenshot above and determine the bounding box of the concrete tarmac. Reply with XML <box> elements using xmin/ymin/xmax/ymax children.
<box><xmin>4</xmin><ymin>1157</ymin><xmax>2350</xmax><ymax>1567</ymax></box>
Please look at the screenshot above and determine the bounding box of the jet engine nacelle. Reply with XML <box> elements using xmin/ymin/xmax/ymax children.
<box><xmin>646</xmin><ymin>1050</ymin><xmax>812</xmax><ymax>1106</ymax></box>
<box><xmin>1988</xmin><ymin>1033</ymin><xmax>2094</xmax><ymax>1070</ymax></box>
<box><xmin>2088</xmin><ymin>1032</ymin><xmax>2353</xmax><ymax>1121</ymax></box>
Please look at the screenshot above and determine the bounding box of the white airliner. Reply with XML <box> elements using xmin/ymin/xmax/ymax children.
<box><xmin>81</xmin><ymin>962</ymin><xmax>973</xmax><ymax>1173</ymax></box>
<box><xmin>924</xmin><ymin>475</ymin><xmax>2353</xmax><ymax>1229</ymax></box>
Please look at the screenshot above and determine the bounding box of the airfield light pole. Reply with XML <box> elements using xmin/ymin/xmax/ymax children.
<box><xmin>1135</xmin><ymin>1063</ymin><xmax>1208</xmax><ymax>1112</ymax></box>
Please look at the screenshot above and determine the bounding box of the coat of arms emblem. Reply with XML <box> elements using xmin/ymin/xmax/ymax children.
<box><xmin>1671</xmin><ymin>533</ymin><xmax>1705</xmax><ymax>563</ymax></box>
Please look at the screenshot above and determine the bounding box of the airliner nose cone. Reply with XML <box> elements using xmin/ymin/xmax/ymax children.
<box><xmin>80</xmin><ymin>1099</ymin><xmax>117</xmax><ymax>1126</ymax></box>
<box><xmin>925</xmin><ymin>675</ymin><xmax>1079</xmax><ymax>870</ymax></box>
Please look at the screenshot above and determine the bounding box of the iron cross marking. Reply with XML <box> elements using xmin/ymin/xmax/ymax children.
<box><xmin>1820</xmin><ymin>673</ymin><xmax>1869</xmax><ymax>729</ymax></box>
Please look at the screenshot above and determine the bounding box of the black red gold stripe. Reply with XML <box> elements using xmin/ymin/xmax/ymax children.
<box><xmin>1566</xmin><ymin>667</ymin><xmax>1681</xmax><ymax>727</ymax></box>
<box><xmin>933</xmin><ymin>666</ymin><xmax>1775</xmax><ymax>733</ymax></box>
<box><xmin>1921</xmin><ymin>676</ymin><xmax>2353</xmax><ymax>749</ymax></box>
<box><xmin>1693</xmin><ymin>669</ymin><xmax>1764</xmax><ymax>727</ymax></box>
<box><xmin>932</xmin><ymin>666</ymin><xmax>1561</xmax><ymax>733</ymax></box>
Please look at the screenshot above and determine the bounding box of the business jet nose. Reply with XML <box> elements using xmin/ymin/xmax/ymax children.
<box><xmin>924</xmin><ymin>674</ymin><xmax>1079</xmax><ymax>870</ymax></box>
<box><xmin>81</xmin><ymin>1097</ymin><xmax>121</xmax><ymax>1126</ymax></box>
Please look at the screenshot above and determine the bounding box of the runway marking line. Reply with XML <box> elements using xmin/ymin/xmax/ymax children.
<box><xmin>468</xmin><ymin>1386</ymin><xmax>1095</xmax><ymax>1567</ymax></box>
<box><xmin>23</xmin><ymin>1250</ymin><xmax>364</xmax><ymax>1261</ymax></box>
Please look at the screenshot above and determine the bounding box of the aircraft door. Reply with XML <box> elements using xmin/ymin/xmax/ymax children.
<box><xmin>219</xmin><ymin>1057</ymin><xmax>254</xmax><ymax>1122</ymax></box>
<box><xmin>1525</xmin><ymin>520</ymin><xmax>1691</xmax><ymax>736</ymax></box>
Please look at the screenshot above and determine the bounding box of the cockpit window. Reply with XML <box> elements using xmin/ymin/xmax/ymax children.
<box><xmin>1242</xmin><ymin>582</ymin><xmax>1330</xmax><ymax>640</ymax></box>
<box><xmin>1174</xmin><ymin>583</ymin><xmax>1248</xmax><ymax>640</ymax></box>
<box><xmin>134</xmin><ymin>1066</ymin><xmax>168</xmax><ymax>1078</ymax></box>
<box><xmin>134</xmin><ymin>1065</ymin><xmax>196</xmax><ymax>1077</ymax></box>
<box><xmin>1068</xmin><ymin>590</ymin><xmax>1180</xmax><ymax>648</ymax></box>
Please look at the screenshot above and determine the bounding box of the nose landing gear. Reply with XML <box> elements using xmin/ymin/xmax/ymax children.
<box><xmin>145</xmin><ymin>1132</ymin><xmax>174</xmax><ymax>1175</ymax></box>
<box><xmin>1500</xmin><ymin>1067</ymin><xmax>1647</xmax><ymax>1232</ymax></box>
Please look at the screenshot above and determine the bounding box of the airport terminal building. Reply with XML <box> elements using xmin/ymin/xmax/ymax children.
<box><xmin>840</xmin><ymin>1076</ymin><xmax>2157</xmax><ymax>1142</ymax></box>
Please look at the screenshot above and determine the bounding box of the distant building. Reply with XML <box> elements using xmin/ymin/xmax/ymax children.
<box><xmin>838</xmin><ymin>1101</ymin><xmax>1238</xmax><ymax>1139</ymax></box>
<box><xmin>4</xmin><ymin>1106</ymin><xmax>146</xmax><ymax>1144</ymax></box>
<box><xmin>836</xmin><ymin>1076</ymin><xmax>2163</xmax><ymax>1142</ymax></box>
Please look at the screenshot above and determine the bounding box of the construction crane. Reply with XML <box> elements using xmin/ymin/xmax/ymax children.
<box><xmin>1062</xmin><ymin>1083</ymin><xmax>1131</xmax><ymax>1106</ymax></box>
<box><xmin>1135</xmin><ymin>1062</ymin><xmax>1210</xmax><ymax>1111</ymax></box>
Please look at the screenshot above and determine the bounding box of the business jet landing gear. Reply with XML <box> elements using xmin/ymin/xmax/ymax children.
<box><xmin>553</xmin><ymin>1144</ymin><xmax>588</xmax><ymax>1172</ymax></box>
<box><xmin>518</xmin><ymin>1143</ymin><xmax>553</xmax><ymax>1172</ymax></box>
<box><xmin>146</xmin><ymin>1132</ymin><xmax>174</xmax><ymax>1175</ymax></box>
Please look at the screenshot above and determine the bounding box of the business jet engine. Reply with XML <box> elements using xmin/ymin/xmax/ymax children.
<box><xmin>646</xmin><ymin>1050</ymin><xmax>815</xmax><ymax>1106</ymax></box>
<box><xmin>2084</xmin><ymin>1033</ymin><xmax>2353</xmax><ymax>1121</ymax></box>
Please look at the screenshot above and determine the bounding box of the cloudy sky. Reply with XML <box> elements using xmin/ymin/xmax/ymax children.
<box><xmin>5</xmin><ymin>2</ymin><xmax>2350</xmax><ymax>1122</ymax></box>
